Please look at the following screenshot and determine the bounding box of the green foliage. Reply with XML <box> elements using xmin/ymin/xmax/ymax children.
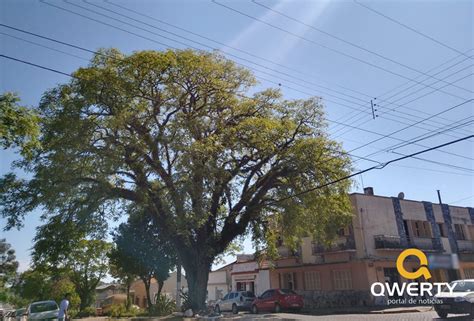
<box><xmin>150</xmin><ymin>294</ymin><xmax>176</xmax><ymax>316</ymax></box>
<box><xmin>107</xmin><ymin>304</ymin><xmax>140</xmax><ymax>318</ymax></box>
<box><xmin>31</xmin><ymin>237</ymin><xmax>110</xmax><ymax>311</ymax></box>
<box><xmin>74</xmin><ymin>306</ymin><xmax>97</xmax><ymax>318</ymax></box>
<box><xmin>0</xmin><ymin>239</ymin><xmax>18</xmax><ymax>292</ymax></box>
<box><xmin>109</xmin><ymin>214</ymin><xmax>175</xmax><ymax>298</ymax></box>
<box><xmin>179</xmin><ymin>291</ymin><xmax>192</xmax><ymax>313</ymax></box>
<box><xmin>0</xmin><ymin>93</ymin><xmax>40</xmax><ymax>158</ymax></box>
<box><xmin>0</xmin><ymin>49</ymin><xmax>352</xmax><ymax>309</ymax></box>
<box><xmin>12</xmin><ymin>269</ymin><xmax>80</xmax><ymax>310</ymax></box>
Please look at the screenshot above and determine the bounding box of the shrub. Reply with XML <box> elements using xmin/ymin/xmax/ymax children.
<box><xmin>107</xmin><ymin>304</ymin><xmax>139</xmax><ymax>318</ymax></box>
<box><xmin>149</xmin><ymin>294</ymin><xmax>176</xmax><ymax>316</ymax></box>
<box><xmin>179</xmin><ymin>291</ymin><xmax>192</xmax><ymax>312</ymax></box>
<box><xmin>75</xmin><ymin>306</ymin><xmax>97</xmax><ymax>318</ymax></box>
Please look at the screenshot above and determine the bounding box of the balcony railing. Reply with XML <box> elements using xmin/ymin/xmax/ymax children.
<box><xmin>312</xmin><ymin>238</ymin><xmax>356</xmax><ymax>254</ymax></box>
<box><xmin>374</xmin><ymin>235</ymin><xmax>442</xmax><ymax>251</ymax></box>
<box><xmin>374</xmin><ymin>235</ymin><xmax>405</xmax><ymax>249</ymax></box>
<box><xmin>457</xmin><ymin>240</ymin><xmax>474</xmax><ymax>253</ymax></box>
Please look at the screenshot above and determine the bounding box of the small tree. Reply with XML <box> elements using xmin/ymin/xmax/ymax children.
<box><xmin>32</xmin><ymin>214</ymin><xmax>110</xmax><ymax>311</ymax></box>
<box><xmin>110</xmin><ymin>214</ymin><xmax>175</xmax><ymax>310</ymax></box>
<box><xmin>0</xmin><ymin>239</ymin><xmax>19</xmax><ymax>301</ymax></box>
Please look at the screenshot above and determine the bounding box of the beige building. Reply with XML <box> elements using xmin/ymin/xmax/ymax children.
<box><xmin>234</xmin><ymin>188</ymin><xmax>474</xmax><ymax>308</ymax></box>
<box><xmin>130</xmin><ymin>271</ymin><xmax>188</xmax><ymax>308</ymax></box>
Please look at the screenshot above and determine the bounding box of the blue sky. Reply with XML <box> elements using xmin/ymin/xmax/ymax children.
<box><xmin>0</xmin><ymin>0</ymin><xmax>473</xmax><ymax>272</ymax></box>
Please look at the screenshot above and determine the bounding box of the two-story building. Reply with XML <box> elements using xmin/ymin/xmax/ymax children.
<box><xmin>231</xmin><ymin>187</ymin><xmax>474</xmax><ymax>308</ymax></box>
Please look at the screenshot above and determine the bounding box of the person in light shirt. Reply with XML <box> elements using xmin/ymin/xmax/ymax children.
<box><xmin>58</xmin><ymin>293</ymin><xmax>71</xmax><ymax>321</ymax></box>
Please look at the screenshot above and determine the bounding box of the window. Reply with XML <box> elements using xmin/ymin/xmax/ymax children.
<box><xmin>337</xmin><ymin>225</ymin><xmax>353</xmax><ymax>237</ymax></box>
<box><xmin>437</xmin><ymin>223</ymin><xmax>448</xmax><ymax>237</ymax></box>
<box><xmin>464</xmin><ymin>268</ymin><xmax>474</xmax><ymax>279</ymax></box>
<box><xmin>411</xmin><ymin>220</ymin><xmax>432</xmax><ymax>238</ymax></box>
<box><xmin>333</xmin><ymin>270</ymin><xmax>352</xmax><ymax>290</ymax></box>
<box><xmin>222</xmin><ymin>293</ymin><xmax>229</xmax><ymax>300</ymax></box>
<box><xmin>261</xmin><ymin>290</ymin><xmax>273</xmax><ymax>299</ymax></box>
<box><xmin>304</xmin><ymin>271</ymin><xmax>321</xmax><ymax>290</ymax></box>
<box><xmin>230</xmin><ymin>292</ymin><xmax>237</xmax><ymax>299</ymax></box>
<box><xmin>281</xmin><ymin>272</ymin><xmax>297</xmax><ymax>290</ymax></box>
<box><xmin>455</xmin><ymin>224</ymin><xmax>466</xmax><ymax>240</ymax></box>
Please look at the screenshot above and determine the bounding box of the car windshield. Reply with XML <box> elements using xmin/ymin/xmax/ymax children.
<box><xmin>451</xmin><ymin>281</ymin><xmax>474</xmax><ymax>292</ymax></box>
<box><xmin>242</xmin><ymin>291</ymin><xmax>255</xmax><ymax>297</ymax></box>
<box><xmin>30</xmin><ymin>302</ymin><xmax>58</xmax><ymax>313</ymax></box>
<box><xmin>279</xmin><ymin>289</ymin><xmax>297</xmax><ymax>295</ymax></box>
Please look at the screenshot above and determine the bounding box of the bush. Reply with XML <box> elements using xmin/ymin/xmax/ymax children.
<box><xmin>107</xmin><ymin>304</ymin><xmax>139</xmax><ymax>318</ymax></box>
<box><xmin>75</xmin><ymin>307</ymin><xmax>97</xmax><ymax>318</ymax></box>
<box><xmin>149</xmin><ymin>294</ymin><xmax>176</xmax><ymax>316</ymax></box>
<box><xmin>179</xmin><ymin>291</ymin><xmax>192</xmax><ymax>312</ymax></box>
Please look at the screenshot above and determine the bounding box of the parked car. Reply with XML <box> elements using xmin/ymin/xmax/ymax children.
<box><xmin>434</xmin><ymin>279</ymin><xmax>474</xmax><ymax>318</ymax></box>
<box><xmin>214</xmin><ymin>291</ymin><xmax>256</xmax><ymax>314</ymax></box>
<box><xmin>251</xmin><ymin>289</ymin><xmax>304</xmax><ymax>314</ymax></box>
<box><xmin>14</xmin><ymin>309</ymin><xmax>26</xmax><ymax>321</ymax></box>
<box><xmin>26</xmin><ymin>301</ymin><xmax>59</xmax><ymax>321</ymax></box>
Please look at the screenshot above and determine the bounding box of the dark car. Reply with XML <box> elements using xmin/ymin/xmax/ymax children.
<box><xmin>433</xmin><ymin>279</ymin><xmax>474</xmax><ymax>318</ymax></box>
<box><xmin>251</xmin><ymin>289</ymin><xmax>304</xmax><ymax>314</ymax></box>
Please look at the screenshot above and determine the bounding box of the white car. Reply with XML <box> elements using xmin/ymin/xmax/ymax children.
<box><xmin>26</xmin><ymin>301</ymin><xmax>59</xmax><ymax>321</ymax></box>
<box><xmin>434</xmin><ymin>279</ymin><xmax>474</xmax><ymax>318</ymax></box>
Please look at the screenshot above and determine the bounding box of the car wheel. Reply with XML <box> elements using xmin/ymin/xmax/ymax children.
<box><xmin>274</xmin><ymin>303</ymin><xmax>281</xmax><ymax>313</ymax></box>
<box><xmin>436</xmin><ymin>310</ymin><xmax>447</xmax><ymax>318</ymax></box>
<box><xmin>251</xmin><ymin>305</ymin><xmax>258</xmax><ymax>314</ymax></box>
<box><xmin>232</xmin><ymin>304</ymin><xmax>238</xmax><ymax>314</ymax></box>
<box><xmin>214</xmin><ymin>305</ymin><xmax>220</xmax><ymax>314</ymax></box>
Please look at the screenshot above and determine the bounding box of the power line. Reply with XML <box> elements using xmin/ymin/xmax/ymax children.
<box><xmin>2</xmin><ymin>53</ymin><xmax>470</xmax><ymax>174</ymax></box>
<box><xmin>251</xmin><ymin>0</ymin><xmax>472</xmax><ymax>94</ymax></box>
<box><xmin>103</xmin><ymin>0</ymin><xmax>372</xmax><ymax>101</ymax></box>
<box><xmin>211</xmin><ymin>0</ymin><xmax>470</xmax><ymax>100</ymax></box>
<box><xmin>36</xmin><ymin>1</ymin><xmax>474</xmax><ymax>141</ymax></box>
<box><xmin>366</xmin><ymin>118</ymin><xmax>474</xmax><ymax>159</ymax></box>
<box><xmin>0</xmin><ymin>53</ymin><xmax>382</xmax><ymax>167</ymax></box>
<box><xmin>346</xmin><ymin>99</ymin><xmax>473</xmax><ymax>154</ymax></box>
<box><xmin>353</xmin><ymin>0</ymin><xmax>472</xmax><ymax>59</ymax></box>
<box><xmin>272</xmin><ymin>135</ymin><xmax>474</xmax><ymax>203</ymax></box>
<box><xmin>331</xmin><ymin>64</ymin><xmax>474</xmax><ymax>137</ymax></box>
<box><xmin>449</xmin><ymin>195</ymin><xmax>474</xmax><ymax>205</ymax></box>
<box><xmin>390</xmin><ymin>151</ymin><xmax>474</xmax><ymax>173</ymax></box>
<box><xmin>95</xmin><ymin>0</ymin><xmax>474</xmax><ymax>137</ymax></box>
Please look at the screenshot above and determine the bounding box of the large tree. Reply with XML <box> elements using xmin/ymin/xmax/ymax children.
<box><xmin>109</xmin><ymin>214</ymin><xmax>175</xmax><ymax>310</ymax></box>
<box><xmin>0</xmin><ymin>49</ymin><xmax>352</xmax><ymax>310</ymax></box>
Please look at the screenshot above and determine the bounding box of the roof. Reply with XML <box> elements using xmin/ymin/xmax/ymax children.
<box><xmin>96</xmin><ymin>283</ymin><xmax>121</xmax><ymax>291</ymax></box>
<box><xmin>212</xmin><ymin>260</ymin><xmax>236</xmax><ymax>272</ymax></box>
<box><xmin>350</xmin><ymin>192</ymin><xmax>471</xmax><ymax>209</ymax></box>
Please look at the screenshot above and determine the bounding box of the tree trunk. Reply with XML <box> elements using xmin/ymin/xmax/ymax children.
<box><xmin>125</xmin><ymin>282</ymin><xmax>131</xmax><ymax>311</ymax></box>
<box><xmin>142</xmin><ymin>277</ymin><xmax>153</xmax><ymax>311</ymax></box>
<box><xmin>157</xmin><ymin>279</ymin><xmax>164</xmax><ymax>297</ymax></box>
<box><xmin>181</xmin><ymin>256</ymin><xmax>212</xmax><ymax>313</ymax></box>
<box><xmin>176</xmin><ymin>262</ymin><xmax>182</xmax><ymax>311</ymax></box>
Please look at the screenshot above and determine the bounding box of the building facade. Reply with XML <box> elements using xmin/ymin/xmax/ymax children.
<box><xmin>234</xmin><ymin>188</ymin><xmax>474</xmax><ymax>308</ymax></box>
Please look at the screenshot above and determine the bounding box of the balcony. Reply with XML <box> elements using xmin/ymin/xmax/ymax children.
<box><xmin>457</xmin><ymin>240</ymin><xmax>474</xmax><ymax>253</ymax></box>
<box><xmin>374</xmin><ymin>235</ymin><xmax>406</xmax><ymax>249</ymax></box>
<box><xmin>374</xmin><ymin>235</ymin><xmax>442</xmax><ymax>251</ymax></box>
<box><xmin>312</xmin><ymin>238</ymin><xmax>356</xmax><ymax>254</ymax></box>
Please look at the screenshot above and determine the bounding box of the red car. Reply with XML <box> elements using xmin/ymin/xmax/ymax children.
<box><xmin>251</xmin><ymin>289</ymin><xmax>304</xmax><ymax>313</ymax></box>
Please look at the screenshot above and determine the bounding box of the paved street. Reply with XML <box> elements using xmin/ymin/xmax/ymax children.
<box><xmin>219</xmin><ymin>311</ymin><xmax>473</xmax><ymax>321</ymax></box>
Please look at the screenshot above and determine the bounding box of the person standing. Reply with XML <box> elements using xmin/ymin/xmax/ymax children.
<box><xmin>58</xmin><ymin>293</ymin><xmax>71</xmax><ymax>321</ymax></box>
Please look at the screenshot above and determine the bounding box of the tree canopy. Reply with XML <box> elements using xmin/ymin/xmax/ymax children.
<box><xmin>0</xmin><ymin>49</ymin><xmax>352</xmax><ymax>310</ymax></box>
